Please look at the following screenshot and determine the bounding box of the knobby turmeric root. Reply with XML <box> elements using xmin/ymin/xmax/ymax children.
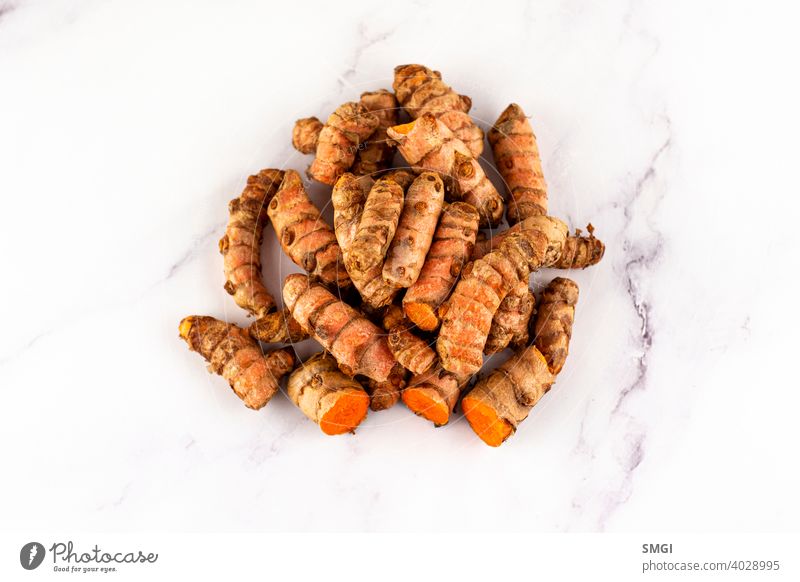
<box><xmin>292</xmin><ymin>117</ymin><xmax>324</xmax><ymax>155</ymax></box>
<box><xmin>287</xmin><ymin>352</ymin><xmax>370</xmax><ymax>435</ymax></box>
<box><xmin>388</xmin><ymin>114</ymin><xmax>503</xmax><ymax>227</ymax></box>
<box><xmin>179</xmin><ymin>316</ymin><xmax>295</xmax><ymax>410</ymax></box>
<box><xmin>382</xmin><ymin>172</ymin><xmax>445</xmax><ymax>288</ymax></box>
<box><xmin>248</xmin><ymin>307</ymin><xmax>310</xmax><ymax>344</ymax></box>
<box><xmin>383</xmin><ymin>305</ymin><xmax>436</xmax><ymax>375</ymax></box>
<box><xmin>365</xmin><ymin>363</ymin><xmax>407</xmax><ymax>411</ymax></box>
<box><xmin>488</xmin><ymin>103</ymin><xmax>548</xmax><ymax>225</ymax></box>
<box><xmin>484</xmin><ymin>281</ymin><xmax>535</xmax><ymax>355</ymax></box>
<box><xmin>282</xmin><ymin>274</ymin><xmax>396</xmax><ymax>382</ymax></box>
<box><xmin>402</xmin><ymin>202</ymin><xmax>479</xmax><ymax>331</ymax></box>
<box><xmin>351</xmin><ymin>89</ymin><xmax>399</xmax><ymax>176</ymax></box>
<box><xmin>533</xmin><ymin>277</ymin><xmax>579</xmax><ymax>375</ymax></box>
<box><xmin>332</xmin><ymin>173</ymin><xmax>374</xmax><ymax>251</ymax></box>
<box><xmin>436</xmin><ymin>215</ymin><xmax>568</xmax><ymax>376</ymax></box>
<box><xmin>219</xmin><ymin>169</ymin><xmax>284</xmax><ymax>318</ymax></box>
<box><xmin>393</xmin><ymin>64</ymin><xmax>484</xmax><ymax>158</ymax></box>
<box><xmin>268</xmin><ymin>170</ymin><xmax>350</xmax><ymax>287</ymax></box>
<box><xmin>308</xmin><ymin>102</ymin><xmax>379</xmax><ymax>185</ymax></box>
<box><xmin>402</xmin><ymin>363</ymin><xmax>467</xmax><ymax>426</ymax></box>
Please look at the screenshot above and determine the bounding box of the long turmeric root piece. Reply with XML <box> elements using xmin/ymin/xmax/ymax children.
<box><xmin>366</xmin><ymin>363</ymin><xmax>407</xmax><ymax>411</ymax></box>
<box><xmin>533</xmin><ymin>277</ymin><xmax>579</xmax><ymax>375</ymax></box>
<box><xmin>382</xmin><ymin>172</ymin><xmax>445</xmax><ymax>288</ymax></box>
<box><xmin>393</xmin><ymin>64</ymin><xmax>484</xmax><ymax>158</ymax></box>
<box><xmin>219</xmin><ymin>169</ymin><xmax>284</xmax><ymax>318</ymax></box>
<box><xmin>383</xmin><ymin>305</ymin><xmax>436</xmax><ymax>375</ymax></box>
<box><xmin>268</xmin><ymin>170</ymin><xmax>350</xmax><ymax>288</ymax></box>
<box><xmin>462</xmin><ymin>345</ymin><xmax>555</xmax><ymax>446</ymax></box>
<box><xmin>488</xmin><ymin>103</ymin><xmax>547</xmax><ymax>225</ymax></box>
<box><xmin>308</xmin><ymin>102</ymin><xmax>379</xmax><ymax>185</ymax></box>
<box><xmin>248</xmin><ymin>308</ymin><xmax>310</xmax><ymax>344</ymax></box>
<box><xmin>282</xmin><ymin>274</ymin><xmax>396</xmax><ymax>382</ymax></box>
<box><xmin>436</xmin><ymin>216</ymin><xmax>567</xmax><ymax>376</ymax></box>
<box><xmin>352</xmin><ymin>89</ymin><xmax>399</xmax><ymax>176</ymax></box>
<box><xmin>484</xmin><ymin>281</ymin><xmax>535</xmax><ymax>355</ymax></box>
<box><xmin>403</xmin><ymin>202</ymin><xmax>479</xmax><ymax>331</ymax></box>
<box><xmin>287</xmin><ymin>352</ymin><xmax>370</xmax><ymax>435</ymax></box>
<box><xmin>179</xmin><ymin>316</ymin><xmax>295</xmax><ymax>410</ymax></box>
<box><xmin>388</xmin><ymin>114</ymin><xmax>504</xmax><ymax>227</ymax></box>
<box><xmin>402</xmin><ymin>363</ymin><xmax>465</xmax><ymax>426</ymax></box>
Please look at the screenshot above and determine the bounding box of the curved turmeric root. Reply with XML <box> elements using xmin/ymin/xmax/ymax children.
<box><xmin>383</xmin><ymin>305</ymin><xmax>436</xmax><ymax>375</ymax></box>
<box><xmin>292</xmin><ymin>117</ymin><xmax>324</xmax><ymax>155</ymax></box>
<box><xmin>351</xmin><ymin>89</ymin><xmax>399</xmax><ymax>176</ymax></box>
<box><xmin>287</xmin><ymin>352</ymin><xmax>370</xmax><ymax>435</ymax></box>
<box><xmin>248</xmin><ymin>308</ymin><xmax>309</xmax><ymax>344</ymax></box>
<box><xmin>365</xmin><ymin>363</ymin><xmax>407</xmax><ymax>411</ymax></box>
<box><xmin>393</xmin><ymin>64</ymin><xmax>484</xmax><ymax>158</ymax></box>
<box><xmin>387</xmin><ymin>114</ymin><xmax>503</xmax><ymax>227</ymax></box>
<box><xmin>484</xmin><ymin>281</ymin><xmax>535</xmax><ymax>355</ymax></box>
<box><xmin>179</xmin><ymin>316</ymin><xmax>295</xmax><ymax>410</ymax></box>
<box><xmin>533</xmin><ymin>277</ymin><xmax>579</xmax><ymax>375</ymax></box>
<box><xmin>402</xmin><ymin>363</ymin><xmax>465</xmax><ymax>426</ymax></box>
<box><xmin>402</xmin><ymin>202</ymin><xmax>479</xmax><ymax>331</ymax></box>
<box><xmin>488</xmin><ymin>103</ymin><xmax>547</xmax><ymax>225</ymax></box>
<box><xmin>219</xmin><ymin>169</ymin><xmax>283</xmax><ymax>318</ymax></box>
<box><xmin>282</xmin><ymin>274</ymin><xmax>396</xmax><ymax>382</ymax></box>
<box><xmin>437</xmin><ymin>216</ymin><xmax>567</xmax><ymax>376</ymax></box>
<box><xmin>382</xmin><ymin>172</ymin><xmax>445</xmax><ymax>288</ymax></box>
<box><xmin>309</xmin><ymin>102</ymin><xmax>379</xmax><ymax>185</ymax></box>
<box><xmin>268</xmin><ymin>170</ymin><xmax>350</xmax><ymax>287</ymax></box>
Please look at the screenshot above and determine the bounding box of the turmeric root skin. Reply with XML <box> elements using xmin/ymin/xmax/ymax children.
<box><xmin>533</xmin><ymin>277</ymin><xmax>579</xmax><ymax>375</ymax></box>
<box><xmin>484</xmin><ymin>281</ymin><xmax>535</xmax><ymax>355</ymax></box>
<box><xmin>366</xmin><ymin>363</ymin><xmax>407</xmax><ymax>411</ymax></box>
<box><xmin>179</xmin><ymin>316</ymin><xmax>295</xmax><ymax>410</ymax></box>
<box><xmin>352</xmin><ymin>89</ymin><xmax>399</xmax><ymax>176</ymax></box>
<box><xmin>292</xmin><ymin>117</ymin><xmax>323</xmax><ymax>155</ymax></box>
<box><xmin>219</xmin><ymin>169</ymin><xmax>283</xmax><ymax>318</ymax></box>
<box><xmin>309</xmin><ymin>102</ymin><xmax>379</xmax><ymax>185</ymax></box>
<box><xmin>402</xmin><ymin>364</ymin><xmax>463</xmax><ymax>426</ymax></box>
<box><xmin>383</xmin><ymin>305</ymin><xmax>436</xmax><ymax>375</ymax></box>
<box><xmin>248</xmin><ymin>308</ymin><xmax>309</xmax><ymax>344</ymax></box>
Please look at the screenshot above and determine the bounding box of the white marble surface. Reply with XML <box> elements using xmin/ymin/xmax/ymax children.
<box><xmin>2</xmin><ymin>0</ymin><xmax>799</xmax><ymax>533</ymax></box>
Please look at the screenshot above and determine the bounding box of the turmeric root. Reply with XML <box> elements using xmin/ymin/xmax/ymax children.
<box><xmin>393</xmin><ymin>64</ymin><xmax>484</xmax><ymax>158</ymax></box>
<box><xmin>308</xmin><ymin>102</ymin><xmax>379</xmax><ymax>185</ymax></box>
<box><xmin>248</xmin><ymin>308</ymin><xmax>309</xmax><ymax>344</ymax></box>
<box><xmin>382</xmin><ymin>172</ymin><xmax>445</xmax><ymax>288</ymax></box>
<box><xmin>351</xmin><ymin>89</ymin><xmax>399</xmax><ymax>176</ymax></box>
<box><xmin>347</xmin><ymin>175</ymin><xmax>405</xmax><ymax>274</ymax></box>
<box><xmin>387</xmin><ymin>114</ymin><xmax>503</xmax><ymax>227</ymax></box>
<box><xmin>402</xmin><ymin>202</ymin><xmax>479</xmax><ymax>331</ymax></box>
<box><xmin>268</xmin><ymin>170</ymin><xmax>350</xmax><ymax>287</ymax></box>
<box><xmin>179</xmin><ymin>316</ymin><xmax>294</xmax><ymax>410</ymax></box>
<box><xmin>219</xmin><ymin>169</ymin><xmax>283</xmax><ymax>318</ymax></box>
<box><xmin>462</xmin><ymin>345</ymin><xmax>555</xmax><ymax>446</ymax></box>
<box><xmin>287</xmin><ymin>352</ymin><xmax>370</xmax><ymax>434</ymax></box>
<box><xmin>332</xmin><ymin>172</ymin><xmax>374</xmax><ymax>251</ymax></box>
<box><xmin>436</xmin><ymin>216</ymin><xmax>568</xmax><ymax>376</ymax></box>
<box><xmin>292</xmin><ymin>117</ymin><xmax>324</xmax><ymax>155</ymax></box>
<box><xmin>533</xmin><ymin>277</ymin><xmax>579</xmax><ymax>375</ymax></box>
<box><xmin>365</xmin><ymin>363</ymin><xmax>407</xmax><ymax>411</ymax></box>
<box><xmin>282</xmin><ymin>274</ymin><xmax>396</xmax><ymax>381</ymax></box>
<box><xmin>402</xmin><ymin>363</ymin><xmax>466</xmax><ymax>426</ymax></box>
<box><xmin>484</xmin><ymin>281</ymin><xmax>535</xmax><ymax>355</ymax></box>
<box><xmin>488</xmin><ymin>103</ymin><xmax>547</xmax><ymax>225</ymax></box>
<box><xmin>382</xmin><ymin>305</ymin><xmax>436</xmax><ymax>374</ymax></box>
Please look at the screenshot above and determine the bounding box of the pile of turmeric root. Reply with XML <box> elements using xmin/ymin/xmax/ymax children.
<box><xmin>179</xmin><ymin>64</ymin><xmax>604</xmax><ymax>447</ymax></box>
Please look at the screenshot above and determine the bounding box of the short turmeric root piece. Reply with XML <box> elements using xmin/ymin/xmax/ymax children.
<box><xmin>365</xmin><ymin>363</ymin><xmax>407</xmax><ymax>411</ymax></box>
<box><xmin>287</xmin><ymin>352</ymin><xmax>370</xmax><ymax>435</ymax></box>
<box><xmin>351</xmin><ymin>89</ymin><xmax>399</xmax><ymax>176</ymax></box>
<box><xmin>437</xmin><ymin>216</ymin><xmax>568</xmax><ymax>376</ymax></box>
<box><xmin>219</xmin><ymin>169</ymin><xmax>284</xmax><ymax>318</ymax></box>
<box><xmin>309</xmin><ymin>102</ymin><xmax>379</xmax><ymax>185</ymax></box>
<box><xmin>382</xmin><ymin>172</ymin><xmax>445</xmax><ymax>288</ymax></box>
<box><xmin>533</xmin><ymin>277</ymin><xmax>579</xmax><ymax>375</ymax></box>
<box><xmin>347</xmin><ymin>176</ymin><xmax>405</xmax><ymax>274</ymax></box>
<box><xmin>484</xmin><ymin>281</ymin><xmax>535</xmax><ymax>355</ymax></box>
<box><xmin>248</xmin><ymin>308</ymin><xmax>310</xmax><ymax>344</ymax></box>
<box><xmin>179</xmin><ymin>316</ymin><xmax>295</xmax><ymax>410</ymax></box>
<box><xmin>383</xmin><ymin>305</ymin><xmax>436</xmax><ymax>375</ymax></box>
<box><xmin>283</xmin><ymin>274</ymin><xmax>397</xmax><ymax>382</ymax></box>
<box><xmin>292</xmin><ymin>117</ymin><xmax>324</xmax><ymax>155</ymax></box>
<box><xmin>268</xmin><ymin>170</ymin><xmax>350</xmax><ymax>287</ymax></box>
<box><xmin>393</xmin><ymin>64</ymin><xmax>484</xmax><ymax>158</ymax></box>
<box><xmin>402</xmin><ymin>363</ymin><xmax>465</xmax><ymax>426</ymax></box>
<box><xmin>388</xmin><ymin>114</ymin><xmax>503</xmax><ymax>227</ymax></box>
<box><xmin>332</xmin><ymin>173</ymin><xmax>374</xmax><ymax>251</ymax></box>
<box><xmin>462</xmin><ymin>345</ymin><xmax>555</xmax><ymax>446</ymax></box>
<box><xmin>488</xmin><ymin>103</ymin><xmax>548</xmax><ymax>225</ymax></box>
<box><xmin>402</xmin><ymin>202</ymin><xmax>479</xmax><ymax>331</ymax></box>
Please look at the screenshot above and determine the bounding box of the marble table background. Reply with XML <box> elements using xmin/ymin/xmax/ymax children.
<box><xmin>1</xmin><ymin>0</ymin><xmax>798</xmax><ymax>532</ymax></box>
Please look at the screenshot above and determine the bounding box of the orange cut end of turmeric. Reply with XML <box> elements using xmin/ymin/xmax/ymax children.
<box><xmin>404</xmin><ymin>302</ymin><xmax>439</xmax><ymax>332</ymax></box>
<box><xmin>319</xmin><ymin>389</ymin><xmax>369</xmax><ymax>436</ymax></box>
<box><xmin>178</xmin><ymin>317</ymin><xmax>195</xmax><ymax>339</ymax></box>
<box><xmin>462</xmin><ymin>396</ymin><xmax>513</xmax><ymax>447</ymax></box>
<box><xmin>402</xmin><ymin>387</ymin><xmax>450</xmax><ymax>426</ymax></box>
<box><xmin>390</xmin><ymin>121</ymin><xmax>416</xmax><ymax>135</ymax></box>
